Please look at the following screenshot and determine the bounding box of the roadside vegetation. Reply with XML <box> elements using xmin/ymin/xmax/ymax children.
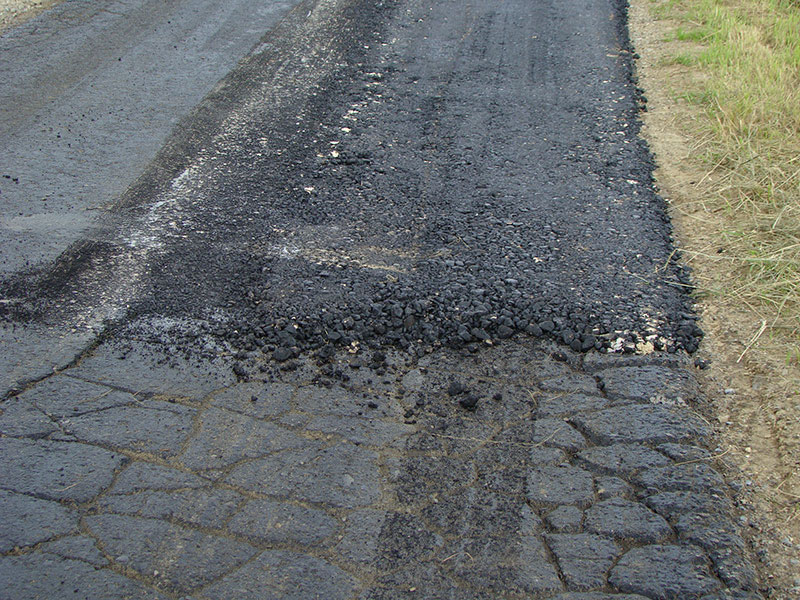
<box><xmin>653</xmin><ymin>0</ymin><xmax>800</xmax><ymax>359</ymax></box>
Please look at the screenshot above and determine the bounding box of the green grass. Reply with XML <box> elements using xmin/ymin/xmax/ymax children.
<box><xmin>667</xmin><ymin>52</ymin><xmax>698</xmax><ymax>65</ymax></box>
<box><xmin>673</xmin><ymin>26</ymin><xmax>712</xmax><ymax>42</ymax></box>
<box><xmin>653</xmin><ymin>0</ymin><xmax>800</xmax><ymax>348</ymax></box>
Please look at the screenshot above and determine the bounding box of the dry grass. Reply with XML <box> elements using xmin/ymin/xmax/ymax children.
<box><xmin>653</xmin><ymin>0</ymin><xmax>800</xmax><ymax>360</ymax></box>
<box><xmin>631</xmin><ymin>2</ymin><xmax>800</xmax><ymax>594</ymax></box>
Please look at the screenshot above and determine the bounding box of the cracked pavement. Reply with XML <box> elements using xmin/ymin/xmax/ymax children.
<box><xmin>0</xmin><ymin>340</ymin><xmax>760</xmax><ymax>599</ymax></box>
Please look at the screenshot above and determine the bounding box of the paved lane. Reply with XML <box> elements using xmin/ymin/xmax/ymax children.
<box><xmin>0</xmin><ymin>0</ymin><xmax>299</xmax><ymax>393</ymax></box>
<box><xmin>0</xmin><ymin>0</ymin><xmax>297</xmax><ymax>276</ymax></box>
<box><xmin>0</xmin><ymin>0</ymin><xmax>762</xmax><ymax>598</ymax></box>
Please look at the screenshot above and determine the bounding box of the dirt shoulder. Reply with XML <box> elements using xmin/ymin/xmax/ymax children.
<box><xmin>628</xmin><ymin>1</ymin><xmax>800</xmax><ymax>597</ymax></box>
<box><xmin>0</xmin><ymin>0</ymin><xmax>60</xmax><ymax>34</ymax></box>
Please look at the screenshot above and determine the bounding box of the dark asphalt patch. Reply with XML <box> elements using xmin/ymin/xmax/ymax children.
<box><xmin>1</xmin><ymin>0</ymin><xmax>702</xmax><ymax>371</ymax></box>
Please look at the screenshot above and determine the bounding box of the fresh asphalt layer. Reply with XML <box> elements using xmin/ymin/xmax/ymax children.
<box><xmin>0</xmin><ymin>0</ymin><xmax>763</xmax><ymax>599</ymax></box>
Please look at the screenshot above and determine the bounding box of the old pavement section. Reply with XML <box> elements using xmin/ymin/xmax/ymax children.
<box><xmin>1</xmin><ymin>0</ymin><xmax>762</xmax><ymax>599</ymax></box>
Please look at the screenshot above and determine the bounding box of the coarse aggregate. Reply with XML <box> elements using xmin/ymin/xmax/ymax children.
<box><xmin>1</xmin><ymin>0</ymin><xmax>701</xmax><ymax>367</ymax></box>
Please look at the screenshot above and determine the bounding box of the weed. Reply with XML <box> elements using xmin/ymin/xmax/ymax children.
<box><xmin>652</xmin><ymin>0</ymin><xmax>800</xmax><ymax>356</ymax></box>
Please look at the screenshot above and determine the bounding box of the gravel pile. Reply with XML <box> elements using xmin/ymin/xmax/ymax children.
<box><xmin>118</xmin><ymin>0</ymin><xmax>701</xmax><ymax>365</ymax></box>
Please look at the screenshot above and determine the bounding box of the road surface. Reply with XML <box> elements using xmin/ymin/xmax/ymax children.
<box><xmin>0</xmin><ymin>0</ymin><xmax>761</xmax><ymax>598</ymax></box>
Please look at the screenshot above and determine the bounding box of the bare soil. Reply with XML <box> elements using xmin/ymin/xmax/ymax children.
<box><xmin>628</xmin><ymin>1</ymin><xmax>800</xmax><ymax>597</ymax></box>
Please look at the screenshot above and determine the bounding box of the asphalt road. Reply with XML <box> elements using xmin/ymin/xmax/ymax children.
<box><xmin>0</xmin><ymin>0</ymin><xmax>298</xmax><ymax>392</ymax></box>
<box><xmin>0</xmin><ymin>0</ymin><xmax>297</xmax><ymax>277</ymax></box>
<box><xmin>0</xmin><ymin>0</ymin><xmax>762</xmax><ymax>599</ymax></box>
<box><xmin>1</xmin><ymin>0</ymin><xmax>702</xmax><ymax>373</ymax></box>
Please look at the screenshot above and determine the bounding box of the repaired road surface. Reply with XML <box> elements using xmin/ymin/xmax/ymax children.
<box><xmin>0</xmin><ymin>0</ymin><xmax>762</xmax><ymax>598</ymax></box>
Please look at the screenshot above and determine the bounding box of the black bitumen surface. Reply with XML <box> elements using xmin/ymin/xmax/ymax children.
<box><xmin>0</xmin><ymin>0</ymin><xmax>298</xmax><ymax>277</ymax></box>
<box><xmin>1</xmin><ymin>0</ymin><xmax>701</xmax><ymax>366</ymax></box>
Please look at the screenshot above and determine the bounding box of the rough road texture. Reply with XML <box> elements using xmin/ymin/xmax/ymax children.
<box><xmin>1</xmin><ymin>0</ymin><xmax>700</xmax><ymax>360</ymax></box>
<box><xmin>0</xmin><ymin>0</ymin><xmax>762</xmax><ymax>598</ymax></box>
<box><xmin>0</xmin><ymin>0</ymin><xmax>298</xmax><ymax>393</ymax></box>
<box><xmin>0</xmin><ymin>340</ymin><xmax>761</xmax><ymax>599</ymax></box>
